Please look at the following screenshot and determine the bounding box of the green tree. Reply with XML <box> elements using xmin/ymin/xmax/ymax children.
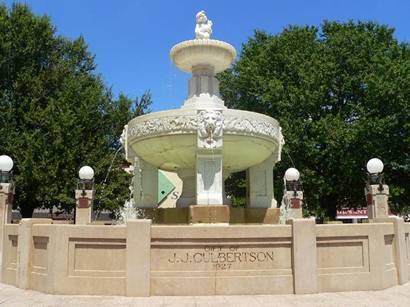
<box><xmin>92</xmin><ymin>92</ymin><xmax>152</xmax><ymax>218</ymax></box>
<box><xmin>0</xmin><ymin>3</ymin><xmax>151</xmax><ymax>218</ymax></box>
<box><xmin>219</xmin><ymin>21</ymin><xmax>410</xmax><ymax>218</ymax></box>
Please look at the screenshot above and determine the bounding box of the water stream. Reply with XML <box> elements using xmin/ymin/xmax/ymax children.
<box><xmin>102</xmin><ymin>145</ymin><xmax>123</xmax><ymax>186</ymax></box>
<box><xmin>94</xmin><ymin>145</ymin><xmax>123</xmax><ymax>221</ymax></box>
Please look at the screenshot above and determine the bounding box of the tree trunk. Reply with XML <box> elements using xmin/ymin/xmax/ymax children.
<box><xmin>20</xmin><ymin>204</ymin><xmax>35</xmax><ymax>218</ymax></box>
<box><xmin>324</xmin><ymin>195</ymin><xmax>337</xmax><ymax>220</ymax></box>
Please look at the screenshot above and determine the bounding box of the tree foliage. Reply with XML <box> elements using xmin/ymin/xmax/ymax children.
<box><xmin>219</xmin><ymin>21</ymin><xmax>410</xmax><ymax>218</ymax></box>
<box><xmin>0</xmin><ymin>3</ymin><xmax>151</xmax><ymax>217</ymax></box>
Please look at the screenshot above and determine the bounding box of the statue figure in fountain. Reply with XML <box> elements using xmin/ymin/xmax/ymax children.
<box><xmin>197</xmin><ymin>110</ymin><xmax>223</xmax><ymax>149</ymax></box>
<box><xmin>195</xmin><ymin>10</ymin><xmax>213</xmax><ymax>39</ymax></box>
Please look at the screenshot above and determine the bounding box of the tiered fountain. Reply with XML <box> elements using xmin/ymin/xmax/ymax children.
<box><xmin>1</xmin><ymin>11</ymin><xmax>407</xmax><ymax>298</ymax></box>
<box><xmin>124</xmin><ymin>11</ymin><xmax>284</xmax><ymax>223</ymax></box>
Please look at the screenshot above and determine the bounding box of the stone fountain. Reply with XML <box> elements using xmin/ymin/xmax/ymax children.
<box><xmin>1</xmin><ymin>11</ymin><xmax>408</xmax><ymax>299</ymax></box>
<box><xmin>124</xmin><ymin>11</ymin><xmax>284</xmax><ymax>222</ymax></box>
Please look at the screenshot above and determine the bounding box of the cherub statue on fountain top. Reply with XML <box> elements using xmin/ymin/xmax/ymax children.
<box><xmin>195</xmin><ymin>10</ymin><xmax>213</xmax><ymax>39</ymax></box>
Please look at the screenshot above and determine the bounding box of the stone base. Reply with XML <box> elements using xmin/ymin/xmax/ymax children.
<box><xmin>243</xmin><ymin>208</ymin><xmax>280</xmax><ymax>224</ymax></box>
<box><xmin>230</xmin><ymin>208</ymin><xmax>280</xmax><ymax>224</ymax></box>
<box><xmin>189</xmin><ymin>205</ymin><xmax>230</xmax><ymax>223</ymax></box>
<box><xmin>2</xmin><ymin>217</ymin><xmax>409</xmax><ymax>296</ymax></box>
<box><xmin>136</xmin><ymin>207</ymin><xmax>280</xmax><ymax>224</ymax></box>
<box><xmin>138</xmin><ymin>208</ymin><xmax>188</xmax><ymax>224</ymax></box>
<box><xmin>368</xmin><ymin>217</ymin><xmax>395</xmax><ymax>223</ymax></box>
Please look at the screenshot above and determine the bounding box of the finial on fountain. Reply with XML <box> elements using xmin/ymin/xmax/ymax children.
<box><xmin>195</xmin><ymin>10</ymin><xmax>213</xmax><ymax>39</ymax></box>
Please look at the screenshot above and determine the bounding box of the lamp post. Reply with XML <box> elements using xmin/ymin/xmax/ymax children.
<box><xmin>284</xmin><ymin>168</ymin><xmax>301</xmax><ymax>196</ymax></box>
<box><xmin>75</xmin><ymin>166</ymin><xmax>95</xmax><ymax>224</ymax></box>
<box><xmin>0</xmin><ymin>155</ymin><xmax>13</xmax><ymax>184</ymax></box>
<box><xmin>280</xmin><ymin>168</ymin><xmax>303</xmax><ymax>222</ymax></box>
<box><xmin>365</xmin><ymin>158</ymin><xmax>389</xmax><ymax>220</ymax></box>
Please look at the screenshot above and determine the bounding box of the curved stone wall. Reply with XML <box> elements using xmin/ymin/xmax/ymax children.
<box><xmin>1</xmin><ymin>218</ymin><xmax>409</xmax><ymax>296</ymax></box>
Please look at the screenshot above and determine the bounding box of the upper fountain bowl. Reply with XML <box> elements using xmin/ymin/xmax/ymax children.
<box><xmin>170</xmin><ymin>39</ymin><xmax>237</xmax><ymax>73</ymax></box>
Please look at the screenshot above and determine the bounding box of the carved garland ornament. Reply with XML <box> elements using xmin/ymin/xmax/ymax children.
<box><xmin>128</xmin><ymin>116</ymin><xmax>197</xmax><ymax>138</ymax></box>
<box><xmin>128</xmin><ymin>115</ymin><xmax>282</xmax><ymax>141</ymax></box>
<box><xmin>223</xmin><ymin>117</ymin><xmax>280</xmax><ymax>139</ymax></box>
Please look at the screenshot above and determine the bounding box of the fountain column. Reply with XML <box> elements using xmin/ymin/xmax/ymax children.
<box><xmin>223</xmin><ymin>171</ymin><xmax>232</xmax><ymax>205</ymax></box>
<box><xmin>176</xmin><ymin>169</ymin><xmax>196</xmax><ymax>208</ymax></box>
<box><xmin>182</xmin><ymin>65</ymin><xmax>224</xmax><ymax>109</ymax></box>
<box><xmin>134</xmin><ymin>157</ymin><xmax>158</xmax><ymax>208</ymax></box>
<box><xmin>196</xmin><ymin>109</ymin><xmax>224</xmax><ymax>205</ymax></box>
<box><xmin>246</xmin><ymin>154</ymin><xmax>277</xmax><ymax>208</ymax></box>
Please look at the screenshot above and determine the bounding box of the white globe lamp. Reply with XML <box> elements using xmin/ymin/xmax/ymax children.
<box><xmin>79</xmin><ymin>166</ymin><xmax>94</xmax><ymax>180</ymax></box>
<box><xmin>284</xmin><ymin>168</ymin><xmax>300</xmax><ymax>181</ymax></box>
<box><xmin>0</xmin><ymin>155</ymin><xmax>13</xmax><ymax>172</ymax></box>
<box><xmin>366</xmin><ymin>158</ymin><xmax>384</xmax><ymax>174</ymax></box>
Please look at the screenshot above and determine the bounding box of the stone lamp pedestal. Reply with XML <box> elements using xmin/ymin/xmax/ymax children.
<box><xmin>280</xmin><ymin>191</ymin><xmax>304</xmax><ymax>223</ymax></box>
<box><xmin>0</xmin><ymin>183</ymin><xmax>14</xmax><ymax>226</ymax></box>
<box><xmin>75</xmin><ymin>189</ymin><xmax>94</xmax><ymax>224</ymax></box>
<box><xmin>365</xmin><ymin>184</ymin><xmax>389</xmax><ymax>220</ymax></box>
<box><xmin>0</xmin><ymin>183</ymin><xmax>14</xmax><ymax>264</ymax></box>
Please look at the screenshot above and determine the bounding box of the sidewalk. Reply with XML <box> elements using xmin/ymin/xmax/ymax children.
<box><xmin>0</xmin><ymin>282</ymin><xmax>409</xmax><ymax>306</ymax></box>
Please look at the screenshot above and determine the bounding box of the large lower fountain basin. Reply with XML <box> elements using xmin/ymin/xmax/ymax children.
<box><xmin>127</xmin><ymin>108</ymin><xmax>283</xmax><ymax>172</ymax></box>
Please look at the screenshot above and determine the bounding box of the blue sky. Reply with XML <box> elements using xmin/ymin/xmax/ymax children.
<box><xmin>5</xmin><ymin>0</ymin><xmax>410</xmax><ymax>111</ymax></box>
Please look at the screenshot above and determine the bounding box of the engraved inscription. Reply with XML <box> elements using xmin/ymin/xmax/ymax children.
<box><xmin>167</xmin><ymin>246</ymin><xmax>274</xmax><ymax>270</ymax></box>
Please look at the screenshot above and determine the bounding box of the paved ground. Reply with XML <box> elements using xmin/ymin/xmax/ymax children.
<box><xmin>1</xmin><ymin>282</ymin><xmax>410</xmax><ymax>306</ymax></box>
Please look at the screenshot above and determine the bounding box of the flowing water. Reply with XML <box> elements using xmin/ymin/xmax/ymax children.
<box><xmin>94</xmin><ymin>145</ymin><xmax>124</xmax><ymax>221</ymax></box>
